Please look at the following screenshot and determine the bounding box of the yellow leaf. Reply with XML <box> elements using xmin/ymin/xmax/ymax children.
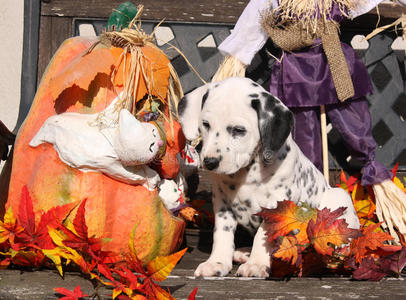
<box><xmin>393</xmin><ymin>176</ymin><xmax>406</xmax><ymax>193</ymax></box>
<box><xmin>354</xmin><ymin>200</ymin><xmax>376</xmax><ymax>220</ymax></box>
<box><xmin>112</xmin><ymin>288</ymin><xmax>123</xmax><ymax>300</ymax></box>
<box><xmin>113</xmin><ymin>287</ymin><xmax>133</xmax><ymax>300</ymax></box>
<box><xmin>48</xmin><ymin>227</ymin><xmax>67</xmax><ymax>247</ymax></box>
<box><xmin>0</xmin><ymin>207</ymin><xmax>23</xmax><ymax>244</ymax></box>
<box><xmin>47</xmin><ymin>227</ymin><xmax>90</xmax><ymax>273</ymax></box>
<box><xmin>129</xmin><ymin>225</ymin><xmax>138</xmax><ymax>258</ymax></box>
<box><xmin>64</xmin><ymin>220</ymin><xmax>77</xmax><ymax>235</ymax></box>
<box><xmin>147</xmin><ymin>248</ymin><xmax>187</xmax><ymax>282</ymax></box>
<box><xmin>3</xmin><ymin>207</ymin><xmax>17</xmax><ymax>227</ymax></box>
<box><xmin>42</xmin><ymin>248</ymin><xmax>64</xmax><ymax>276</ymax></box>
<box><xmin>152</xmin><ymin>284</ymin><xmax>174</xmax><ymax>300</ymax></box>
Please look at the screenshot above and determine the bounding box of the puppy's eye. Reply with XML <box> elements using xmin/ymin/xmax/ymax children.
<box><xmin>202</xmin><ymin>120</ymin><xmax>210</xmax><ymax>131</ymax></box>
<box><xmin>149</xmin><ymin>142</ymin><xmax>155</xmax><ymax>152</ymax></box>
<box><xmin>228</xmin><ymin>126</ymin><xmax>246</xmax><ymax>137</ymax></box>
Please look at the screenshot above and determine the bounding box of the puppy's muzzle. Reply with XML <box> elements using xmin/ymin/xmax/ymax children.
<box><xmin>203</xmin><ymin>157</ymin><xmax>220</xmax><ymax>170</ymax></box>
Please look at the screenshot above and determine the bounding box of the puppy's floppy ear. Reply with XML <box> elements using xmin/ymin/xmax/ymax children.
<box><xmin>178</xmin><ymin>83</ymin><xmax>212</xmax><ymax>141</ymax></box>
<box><xmin>251</xmin><ymin>92</ymin><xmax>294</xmax><ymax>162</ymax></box>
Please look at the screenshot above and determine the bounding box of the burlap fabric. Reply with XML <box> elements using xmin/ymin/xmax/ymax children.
<box><xmin>262</xmin><ymin>18</ymin><xmax>355</xmax><ymax>102</ymax></box>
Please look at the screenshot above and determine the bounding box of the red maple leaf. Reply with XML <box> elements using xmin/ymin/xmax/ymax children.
<box><xmin>17</xmin><ymin>186</ymin><xmax>76</xmax><ymax>249</ymax></box>
<box><xmin>300</xmin><ymin>248</ymin><xmax>327</xmax><ymax>277</ymax></box>
<box><xmin>11</xmin><ymin>250</ymin><xmax>46</xmax><ymax>267</ymax></box>
<box><xmin>337</xmin><ymin>171</ymin><xmax>359</xmax><ymax>193</ymax></box>
<box><xmin>0</xmin><ymin>257</ymin><xmax>11</xmax><ymax>269</ymax></box>
<box><xmin>60</xmin><ymin>199</ymin><xmax>110</xmax><ymax>262</ymax></box>
<box><xmin>258</xmin><ymin>201</ymin><xmax>317</xmax><ymax>245</ymax></box>
<box><xmin>307</xmin><ymin>207</ymin><xmax>362</xmax><ymax>256</ymax></box>
<box><xmin>350</xmin><ymin>222</ymin><xmax>394</xmax><ymax>263</ymax></box>
<box><xmin>379</xmin><ymin>247</ymin><xmax>406</xmax><ymax>276</ymax></box>
<box><xmin>352</xmin><ymin>247</ymin><xmax>406</xmax><ymax>281</ymax></box>
<box><xmin>188</xmin><ymin>287</ymin><xmax>198</xmax><ymax>300</ymax></box>
<box><xmin>54</xmin><ymin>285</ymin><xmax>88</xmax><ymax>300</ymax></box>
<box><xmin>391</xmin><ymin>162</ymin><xmax>399</xmax><ymax>180</ymax></box>
<box><xmin>352</xmin><ymin>257</ymin><xmax>387</xmax><ymax>281</ymax></box>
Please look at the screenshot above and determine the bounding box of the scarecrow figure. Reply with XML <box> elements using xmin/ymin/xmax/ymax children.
<box><xmin>213</xmin><ymin>0</ymin><xmax>406</xmax><ymax>242</ymax></box>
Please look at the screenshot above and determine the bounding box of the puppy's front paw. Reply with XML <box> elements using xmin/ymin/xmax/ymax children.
<box><xmin>236</xmin><ymin>262</ymin><xmax>270</xmax><ymax>278</ymax></box>
<box><xmin>233</xmin><ymin>247</ymin><xmax>251</xmax><ymax>263</ymax></box>
<box><xmin>194</xmin><ymin>260</ymin><xmax>231</xmax><ymax>277</ymax></box>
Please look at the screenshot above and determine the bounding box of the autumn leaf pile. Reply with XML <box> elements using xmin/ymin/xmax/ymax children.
<box><xmin>0</xmin><ymin>185</ymin><xmax>196</xmax><ymax>299</ymax></box>
<box><xmin>258</xmin><ymin>167</ymin><xmax>406</xmax><ymax>280</ymax></box>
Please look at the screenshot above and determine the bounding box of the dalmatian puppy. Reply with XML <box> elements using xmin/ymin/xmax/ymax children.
<box><xmin>178</xmin><ymin>77</ymin><xmax>360</xmax><ymax>278</ymax></box>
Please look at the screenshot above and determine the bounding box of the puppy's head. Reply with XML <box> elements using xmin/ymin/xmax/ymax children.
<box><xmin>178</xmin><ymin>77</ymin><xmax>293</xmax><ymax>174</ymax></box>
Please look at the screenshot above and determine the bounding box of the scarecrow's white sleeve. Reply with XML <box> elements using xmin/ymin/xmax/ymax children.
<box><xmin>349</xmin><ymin>0</ymin><xmax>385</xmax><ymax>18</ymax></box>
<box><xmin>218</xmin><ymin>0</ymin><xmax>272</xmax><ymax>66</ymax></box>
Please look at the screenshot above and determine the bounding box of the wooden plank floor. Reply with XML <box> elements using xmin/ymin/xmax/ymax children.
<box><xmin>1</xmin><ymin>172</ymin><xmax>406</xmax><ymax>299</ymax></box>
<box><xmin>1</xmin><ymin>227</ymin><xmax>406</xmax><ymax>300</ymax></box>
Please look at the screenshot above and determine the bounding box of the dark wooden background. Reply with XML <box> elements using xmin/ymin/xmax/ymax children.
<box><xmin>37</xmin><ymin>0</ymin><xmax>405</xmax><ymax>83</ymax></box>
<box><xmin>32</xmin><ymin>0</ymin><xmax>406</xmax><ymax>180</ymax></box>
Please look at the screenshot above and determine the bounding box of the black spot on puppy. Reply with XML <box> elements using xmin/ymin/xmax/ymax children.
<box><xmin>252</xmin><ymin>82</ymin><xmax>260</xmax><ymax>87</ymax></box>
<box><xmin>286</xmin><ymin>189</ymin><xmax>292</xmax><ymax>199</ymax></box>
<box><xmin>249</xmin><ymin>93</ymin><xmax>259</xmax><ymax>98</ymax></box>
<box><xmin>178</xmin><ymin>96</ymin><xmax>187</xmax><ymax>116</ymax></box>
<box><xmin>201</xmin><ymin>90</ymin><xmax>209</xmax><ymax>109</ymax></box>
<box><xmin>262</xmin><ymin>93</ymin><xmax>277</xmax><ymax>111</ymax></box>
<box><xmin>251</xmin><ymin>99</ymin><xmax>260</xmax><ymax>110</ymax></box>
<box><xmin>229</xmin><ymin>184</ymin><xmax>236</xmax><ymax>190</ymax></box>
<box><xmin>223</xmin><ymin>226</ymin><xmax>231</xmax><ymax>232</ymax></box>
<box><xmin>219</xmin><ymin>207</ymin><xmax>228</xmax><ymax>213</ymax></box>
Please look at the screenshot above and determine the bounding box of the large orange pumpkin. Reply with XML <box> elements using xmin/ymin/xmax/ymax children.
<box><xmin>6</xmin><ymin>36</ymin><xmax>185</xmax><ymax>264</ymax></box>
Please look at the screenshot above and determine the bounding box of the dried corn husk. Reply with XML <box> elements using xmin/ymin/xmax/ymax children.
<box><xmin>212</xmin><ymin>55</ymin><xmax>247</xmax><ymax>82</ymax></box>
<box><xmin>373</xmin><ymin>179</ymin><xmax>406</xmax><ymax>244</ymax></box>
<box><xmin>266</xmin><ymin>0</ymin><xmax>359</xmax><ymax>33</ymax></box>
<box><xmin>95</xmin><ymin>5</ymin><xmax>183</xmax><ymax>128</ymax></box>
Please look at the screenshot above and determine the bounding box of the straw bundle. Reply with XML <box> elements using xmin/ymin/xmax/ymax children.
<box><xmin>267</xmin><ymin>0</ymin><xmax>358</xmax><ymax>33</ymax></box>
<box><xmin>212</xmin><ymin>55</ymin><xmax>247</xmax><ymax>82</ymax></box>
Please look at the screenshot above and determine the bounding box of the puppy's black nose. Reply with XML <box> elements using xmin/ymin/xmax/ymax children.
<box><xmin>203</xmin><ymin>157</ymin><xmax>219</xmax><ymax>170</ymax></box>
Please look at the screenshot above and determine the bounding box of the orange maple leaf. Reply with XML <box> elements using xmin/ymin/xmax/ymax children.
<box><xmin>258</xmin><ymin>201</ymin><xmax>317</xmax><ymax>244</ymax></box>
<box><xmin>272</xmin><ymin>236</ymin><xmax>301</xmax><ymax>266</ymax></box>
<box><xmin>146</xmin><ymin>248</ymin><xmax>187</xmax><ymax>282</ymax></box>
<box><xmin>307</xmin><ymin>207</ymin><xmax>362</xmax><ymax>256</ymax></box>
<box><xmin>350</xmin><ymin>222</ymin><xmax>394</xmax><ymax>264</ymax></box>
